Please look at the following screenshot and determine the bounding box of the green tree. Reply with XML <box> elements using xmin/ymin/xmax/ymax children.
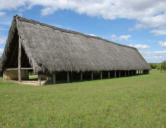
<box><xmin>160</xmin><ymin>61</ymin><xmax>166</xmax><ymax>72</ymax></box>
<box><xmin>150</xmin><ymin>63</ymin><xmax>158</xmax><ymax>69</ymax></box>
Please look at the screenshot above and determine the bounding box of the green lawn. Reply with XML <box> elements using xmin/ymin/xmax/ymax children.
<box><xmin>0</xmin><ymin>70</ymin><xmax>166</xmax><ymax>128</ymax></box>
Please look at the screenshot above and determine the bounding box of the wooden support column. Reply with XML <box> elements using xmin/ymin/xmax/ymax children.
<box><xmin>80</xmin><ymin>72</ymin><xmax>83</xmax><ymax>81</ymax></box>
<box><xmin>67</xmin><ymin>72</ymin><xmax>70</xmax><ymax>82</ymax></box>
<box><xmin>128</xmin><ymin>70</ymin><xmax>130</xmax><ymax>76</ymax></box>
<box><xmin>100</xmin><ymin>71</ymin><xmax>102</xmax><ymax>79</ymax></box>
<box><xmin>38</xmin><ymin>73</ymin><xmax>41</xmax><ymax>86</ymax></box>
<box><xmin>18</xmin><ymin>36</ymin><xmax>22</xmax><ymax>82</ymax></box>
<box><xmin>124</xmin><ymin>71</ymin><xmax>126</xmax><ymax>77</ymax></box>
<box><xmin>108</xmin><ymin>71</ymin><xmax>110</xmax><ymax>78</ymax></box>
<box><xmin>116</xmin><ymin>71</ymin><xmax>118</xmax><ymax>77</ymax></box>
<box><xmin>130</xmin><ymin>70</ymin><xmax>132</xmax><ymax>76</ymax></box>
<box><xmin>119</xmin><ymin>71</ymin><xmax>121</xmax><ymax>77</ymax></box>
<box><xmin>91</xmin><ymin>72</ymin><xmax>93</xmax><ymax>80</ymax></box>
<box><xmin>115</xmin><ymin>70</ymin><xmax>116</xmax><ymax>77</ymax></box>
<box><xmin>53</xmin><ymin>72</ymin><xmax>56</xmax><ymax>84</ymax></box>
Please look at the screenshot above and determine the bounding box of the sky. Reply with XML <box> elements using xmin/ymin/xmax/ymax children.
<box><xmin>0</xmin><ymin>0</ymin><xmax>166</xmax><ymax>63</ymax></box>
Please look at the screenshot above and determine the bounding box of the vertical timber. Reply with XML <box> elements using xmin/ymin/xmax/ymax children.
<box><xmin>80</xmin><ymin>72</ymin><xmax>83</xmax><ymax>81</ymax></box>
<box><xmin>91</xmin><ymin>72</ymin><xmax>93</xmax><ymax>80</ymax></box>
<box><xmin>53</xmin><ymin>72</ymin><xmax>56</xmax><ymax>84</ymax></box>
<box><xmin>67</xmin><ymin>72</ymin><xmax>70</xmax><ymax>82</ymax></box>
<box><xmin>18</xmin><ymin>36</ymin><xmax>21</xmax><ymax>82</ymax></box>
<box><xmin>108</xmin><ymin>71</ymin><xmax>110</xmax><ymax>78</ymax></box>
<box><xmin>115</xmin><ymin>70</ymin><xmax>116</xmax><ymax>78</ymax></box>
<box><xmin>38</xmin><ymin>74</ymin><xmax>41</xmax><ymax>86</ymax></box>
<box><xmin>100</xmin><ymin>71</ymin><xmax>102</xmax><ymax>79</ymax></box>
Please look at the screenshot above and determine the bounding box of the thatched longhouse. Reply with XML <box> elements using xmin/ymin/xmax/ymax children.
<box><xmin>1</xmin><ymin>16</ymin><xmax>150</xmax><ymax>85</ymax></box>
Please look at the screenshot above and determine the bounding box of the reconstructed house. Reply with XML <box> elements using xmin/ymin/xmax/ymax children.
<box><xmin>1</xmin><ymin>16</ymin><xmax>151</xmax><ymax>85</ymax></box>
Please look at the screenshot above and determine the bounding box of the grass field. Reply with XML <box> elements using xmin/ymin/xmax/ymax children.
<box><xmin>0</xmin><ymin>70</ymin><xmax>166</xmax><ymax>128</ymax></box>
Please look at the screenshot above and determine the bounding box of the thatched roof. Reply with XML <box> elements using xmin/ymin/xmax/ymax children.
<box><xmin>1</xmin><ymin>16</ymin><xmax>150</xmax><ymax>73</ymax></box>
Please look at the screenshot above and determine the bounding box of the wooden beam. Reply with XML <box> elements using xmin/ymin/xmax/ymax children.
<box><xmin>108</xmin><ymin>71</ymin><xmax>110</xmax><ymax>78</ymax></box>
<box><xmin>80</xmin><ymin>72</ymin><xmax>83</xmax><ymax>81</ymax></box>
<box><xmin>100</xmin><ymin>71</ymin><xmax>102</xmax><ymax>79</ymax></box>
<box><xmin>91</xmin><ymin>72</ymin><xmax>93</xmax><ymax>80</ymax></box>
<box><xmin>38</xmin><ymin>74</ymin><xmax>41</xmax><ymax>86</ymax></box>
<box><xmin>67</xmin><ymin>72</ymin><xmax>70</xmax><ymax>82</ymax></box>
<box><xmin>6</xmin><ymin>68</ymin><xmax>33</xmax><ymax>71</ymax></box>
<box><xmin>128</xmin><ymin>70</ymin><xmax>130</xmax><ymax>76</ymax></box>
<box><xmin>53</xmin><ymin>72</ymin><xmax>56</xmax><ymax>84</ymax></box>
<box><xmin>18</xmin><ymin>36</ymin><xmax>21</xmax><ymax>82</ymax></box>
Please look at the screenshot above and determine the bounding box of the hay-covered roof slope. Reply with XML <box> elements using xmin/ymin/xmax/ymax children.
<box><xmin>2</xmin><ymin>16</ymin><xmax>151</xmax><ymax>73</ymax></box>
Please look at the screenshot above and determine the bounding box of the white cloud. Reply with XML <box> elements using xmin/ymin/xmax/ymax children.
<box><xmin>0</xmin><ymin>0</ymin><xmax>27</xmax><ymax>10</ymax></box>
<box><xmin>1</xmin><ymin>0</ymin><xmax>166</xmax><ymax>33</ymax></box>
<box><xmin>151</xmin><ymin>29</ymin><xmax>166</xmax><ymax>36</ymax></box>
<box><xmin>89</xmin><ymin>34</ymin><xmax>97</xmax><ymax>37</ymax></box>
<box><xmin>158</xmin><ymin>41</ymin><xmax>166</xmax><ymax>48</ymax></box>
<box><xmin>111</xmin><ymin>34</ymin><xmax>131</xmax><ymax>41</ymax></box>
<box><xmin>41</xmin><ymin>7</ymin><xmax>57</xmax><ymax>16</ymax></box>
<box><xmin>129</xmin><ymin>44</ymin><xmax>150</xmax><ymax>49</ymax></box>
<box><xmin>0</xmin><ymin>37</ymin><xmax>7</xmax><ymax>44</ymax></box>
<box><xmin>140</xmin><ymin>50</ymin><xmax>166</xmax><ymax>63</ymax></box>
<box><xmin>0</xmin><ymin>12</ymin><xmax>5</xmax><ymax>16</ymax></box>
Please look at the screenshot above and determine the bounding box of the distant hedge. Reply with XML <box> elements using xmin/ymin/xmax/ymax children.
<box><xmin>150</xmin><ymin>61</ymin><xmax>166</xmax><ymax>71</ymax></box>
<box><xmin>149</xmin><ymin>63</ymin><xmax>160</xmax><ymax>70</ymax></box>
<box><xmin>161</xmin><ymin>61</ymin><xmax>166</xmax><ymax>71</ymax></box>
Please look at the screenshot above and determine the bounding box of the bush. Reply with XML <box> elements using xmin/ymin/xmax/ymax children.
<box><xmin>160</xmin><ymin>61</ymin><xmax>166</xmax><ymax>71</ymax></box>
<box><xmin>150</xmin><ymin>63</ymin><xmax>159</xmax><ymax>69</ymax></box>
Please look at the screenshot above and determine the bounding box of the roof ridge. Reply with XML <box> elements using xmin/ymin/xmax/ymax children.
<box><xmin>15</xmin><ymin>15</ymin><xmax>136</xmax><ymax>50</ymax></box>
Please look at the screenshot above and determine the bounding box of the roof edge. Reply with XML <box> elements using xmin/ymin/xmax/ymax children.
<box><xmin>15</xmin><ymin>15</ymin><xmax>137</xmax><ymax>50</ymax></box>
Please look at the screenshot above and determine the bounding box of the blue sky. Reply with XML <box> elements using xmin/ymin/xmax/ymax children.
<box><xmin>0</xmin><ymin>0</ymin><xmax>166</xmax><ymax>63</ymax></box>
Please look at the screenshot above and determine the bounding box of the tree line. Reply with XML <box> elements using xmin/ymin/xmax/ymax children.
<box><xmin>150</xmin><ymin>61</ymin><xmax>166</xmax><ymax>71</ymax></box>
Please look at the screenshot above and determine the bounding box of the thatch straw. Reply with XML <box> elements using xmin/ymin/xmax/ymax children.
<box><xmin>1</xmin><ymin>16</ymin><xmax>151</xmax><ymax>74</ymax></box>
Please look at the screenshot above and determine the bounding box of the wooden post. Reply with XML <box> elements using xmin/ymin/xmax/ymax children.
<box><xmin>115</xmin><ymin>70</ymin><xmax>116</xmax><ymax>77</ymax></box>
<box><xmin>147</xmin><ymin>70</ymin><xmax>149</xmax><ymax>74</ymax></box>
<box><xmin>38</xmin><ymin>74</ymin><xmax>41</xmax><ymax>86</ymax></box>
<box><xmin>116</xmin><ymin>71</ymin><xmax>118</xmax><ymax>77</ymax></box>
<box><xmin>67</xmin><ymin>72</ymin><xmax>70</xmax><ymax>82</ymax></box>
<box><xmin>128</xmin><ymin>70</ymin><xmax>130</xmax><ymax>76</ymax></box>
<box><xmin>108</xmin><ymin>71</ymin><xmax>110</xmax><ymax>78</ymax></box>
<box><xmin>71</xmin><ymin>72</ymin><xmax>73</xmax><ymax>82</ymax></box>
<box><xmin>124</xmin><ymin>71</ymin><xmax>126</xmax><ymax>77</ymax></box>
<box><xmin>80</xmin><ymin>72</ymin><xmax>83</xmax><ymax>81</ymax></box>
<box><xmin>18</xmin><ymin>36</ymin><xmax>21</xmax><ymax>82</ymax></box>
<box><xmin>91</xmin><ymin>72</ymin><xmax>93</xmax><ymax>80</ymax></box>
<box><xmin>119</xmin><ymin>71</ymin><xmax>121</xmax><ymax>77</ymax></box>
<box><xmin>53</xmin><ymin>72</ymin><xmax>56</xmax><ymax>84</ymax></box>
<box><xmin>100</xmin><ymin>71</ymin><xmax>102</xmax><ymax>79</ymax></box>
